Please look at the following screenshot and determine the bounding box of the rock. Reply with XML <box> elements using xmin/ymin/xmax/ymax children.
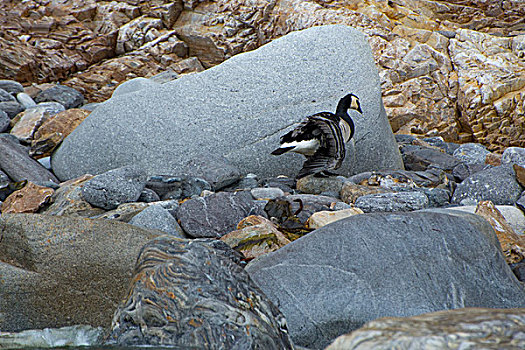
<box><xmin>16</xmin><ymin>92</ymin><xmax>37</xmax><ymax>109</ymax></box>
<box><xmin>452</xmin><ymin>143</ymin><xmax>491</xmax><ymax>164</ymax></box>
<box><xmin>415</xmin><ymin>187</ymin><xmax>451</xmax><ymax>207</ymax></box>
<box><xmin>220</xmin><ymin>215</ymin><xmax>291</xmax><ymax>259</ymax></box>
<box><xmin>30</xmin><ymin>108</ymin><xmax>90</xmax><ymax>158</ymax></box>
<box><xmin>111</xmin><ymin>77</ymin><xmax>161</xmax><ymax>97</ymax></box>
<box><xmin>259</xmin><ymin>176</ymin><xmax>296</xmax><ymax>194</ymax></box>
<box><xmin>0</xmin><ymin>182</ymin><xmax>54</xmax><ymax>214</ymax></box>
<box><xmin>0</xmin><ymin>88</ymin><xmax>16</xmax><ymax>102</ymax></box>
<box><xmin>514</xmin><ymin>164</ymin><xmax>525</xmax><ymax>188</ymax></box>
<box><xmin>355</xmin><ymin>191</ymin><xmax>430</xmax><ymax>213</ymax></box>
<box><xmin>296</xmin><ymin>176</ymin><xmax>346</xmax><ymax>196</ymax></box>
<box><xmin>145</xmin><ymin>175</ymin><xmax>211</xmax><ymax>200</ymax></box>
<box><xmin>0</xmin><ymin>134</ymin><xmax>59</xmax><ymax>183</ymax></box>
<box><xmin>129</xmin><ymin>205</ymin><xmax>185</xmax><ymax>238</ymax></box>
<box><xmin>502</xmin><ymin>147</ymin><xmax>525</xmax><ymax>167</ymax></box>
<box><xmin>137</xmin><ymin>187</ymin><xmax>160</xmax><ymax>202</ymax></box>
<box><xmin>0</xmin><ymin>109</ymin><xmax>9</xmax><ymax>132</ymax></box>
<box><xmin>246</xmin><ymin>211</ymin><xmax>525</xmax><ymax>349</ymax></box>
<box><xmin>0</xmin><ymin>80</ymin><xmax>24</xmax><ymax>95</ymax></box>
<box><xmin>182</xmin><ymin>154</ymin><xmax>242</xmax><ymax>190</ymax></box>
<box><xmin>326</xmin><ymin>308</ymin><xmax>525</xmax><ymax>350</ymax></box>
<box><xmin>285</xmin><ymin>194</ymin><xmax>341</xmax><ymax>224</ymax></box>
<box><xmin>10</xmin><ymin>106</ymin><xmax>56</xmax><ymax>143</ymax></box>
<box><xmin>81</xmin><ymin>166</ymin><xmax>147</xmax><ymax>210</ymax></box>
<box><xmin>0</xmin><ymin>325</ymin><xmax>103</xmax><ymax>349</ymax></box>
<box><xmin>447</xmin><ymin>205</ymin><xmax>525</xmax><ymax>234</ymax></box>
<box><xmin>513</xmin><ymin>262</ymin><xmax>525</xmax><ymax>282</ymax></box>
<box><xmin>306</xmin><ymin>208</ymin><xmax>364</xmax><ymax>229</ymax></box>
<box><xmin>475</xmin><ymin>201</ymin><xmax>525</xmax><ymax>264</ymax></box>
<box><xmin>0</xmin><ymin>214</ymin><xmax>161</xmax><ymax>331</ymax></box>
<box><xmin>485</xmin><ymin>152</ymin><xmax>502</xmax><ymax>166</ymax></box>
<box><xmin>250</xmin><ymin>187</ymin><xmax>285</xmax><ymax>200</ymax></box>
<box><xmin>178</xmin><ymin>191</ymin><xmax>265</xmax><ymax>238</ymax></box>
<box><xmin>34</xmin><ymin>85</ymin><xmax>84</xmax><ymax>109</ymax></box>
<box><xmin>0</xmin><ymin>101</ymin><xmax>24</xmax><ymax>118</ymax></box>
<box><xmin>400</xmin><ymin>144</ymin><xmax>461</xmax><ymax>171</ymax></box>
<box><xmin>452</xmin><ymin>162</ymin><xmax>489</xmax><ymax>182</ymax></box>
<box><xmin>51</xmin><ymin>25</ymin><xmax>403</xmax><ymax>181</ymax></box>
<box><xmin>340</xmin><ymin>182</ymin><xmax>392</xmax><ymax>204</ymax></box>
<box><xmin>452</xmin><ymin>165</ymin><xmax>524</xmax><ymax>205</ymax></box>
<box><xmin>517</xmin><ymin>193</ymin><xmax>525</xmax><ymax>213</ymax></box>
<box><xmin>92</xmin><ymin>202</ymin><xmax>149</xmax><ymax>222</ymax></box>
<box><xmin>105</xmin><ymin>236</ymin><xmax>293</xmax><ymax>349</ymax></box>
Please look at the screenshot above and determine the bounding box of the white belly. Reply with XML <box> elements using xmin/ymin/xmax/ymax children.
<box><xmin>281</xmin><ymin>139</ymin><xmax>320</xmax><ymax>156</ymax></box>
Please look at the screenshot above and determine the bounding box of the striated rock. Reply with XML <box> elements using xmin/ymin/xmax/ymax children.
<box><xmin>355</xmin><ymin>191</ymin><xmax>430</xmax><ymax>213</ymax></box>
<box><xmin>0</xmin><ymin>182</ymin><xmax>54</xmax><ymax>214</ymax></box>
<box><xmin>30</xmin><ymin>108</ymin><xmax>90</xmax><ymax>158</ymax></box>
<box><xmin>220</xmin><ymin>215</ymin><xmax>291</xmax><ymax>259</ymax></box>
<box><xmin>306</xmin><ymin>208</ymin><xmax>364</xmax><ymax>230</ymax></box>
<box><xmin>10</xmin><ymin>106</ymin><xmax>55</xmax><ymax>143</ymax></box>
<box><xmin>106</xmin><ymin>236</ymin><xmax>293</xmax><ymax>349</ymax></box>
<box><xmin>340</xmin><ymin>182</ymin><xmax>392</xmax><ymax>204</ymax></box>
<box><xmin>475</xmin><ymin>200</ymin><xmax>525</xmax><ymax>264</ymax></box>
<box><xmin>326</xmin><ymin>308</ymin><xmax>525</xmax><ymax>350</ymax></box>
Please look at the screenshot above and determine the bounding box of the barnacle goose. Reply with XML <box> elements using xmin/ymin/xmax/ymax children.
<box><xmin>271</xmin><ymin>93</ymin><xmax>362</xmax><ymax>179</ymax></box>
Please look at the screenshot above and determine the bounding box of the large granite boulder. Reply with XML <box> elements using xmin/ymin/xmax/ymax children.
<box><xmin>51</xmin><ymin>25</ymin><xmax>403</xmax><ymax>181</ymax></box>
<box><xmin>245</xmin><ymin>211</ymin><xmax>525</xmax><ymax>349</ymax></box>
<box><xmin>0</xmin><ymin>214</ymin><xmax>161</xmax><ymax>331</ymax></box>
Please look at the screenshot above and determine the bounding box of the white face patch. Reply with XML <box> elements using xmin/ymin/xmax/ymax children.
<box><xmin>350</xmin><ymin>96</ymin><xmax>360</xmax><ymax>111</ymax></box>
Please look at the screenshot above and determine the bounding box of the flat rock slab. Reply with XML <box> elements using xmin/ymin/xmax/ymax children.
<box><xmin>245</xmin><ymin>211</ymin><xmax>525</xmax><ymax>349</ymax></box>
<box><xmin>51</xmin><ymin>25</ymin><xmax>403</xmax><ymax>181</ymax></box>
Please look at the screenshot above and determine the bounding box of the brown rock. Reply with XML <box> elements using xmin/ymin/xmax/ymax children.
<box><xmin>10</xmin><ymin>106</ymin><xmax>53</xmax><ymax>143</ymax></box>
<box><xmin>485</xmin><ymin>152</ymin><xmax>502</xmax><ymax>166</ymax></box>
<box><xmin>306</xmin><ymin>208</ymin><xmax>364</xmax><ymax>230</ymax></box>
<box><xmin>340</xmin><ymin>182</ymin><xmax>392</xmax><ymax>204</ymax></box>
<box><xmin>30</xmin><ymin>108</ymin><xmax>90</xmax><ymax>158</ymax></box>
<box><xmin>220</xmin><ymin>215</ymin><xmax>291</xmax><ymax>259</ymax></box>
<box><xmin>1</xmin><ymin>182</ymin><xmax>54</xmax><ymax>214</ymax></box>
<box><xmin>513</xmin><ymin>164</ymin><xmax>525</xmax><ymax>188</ymax></box>
<box><xmin>475</xmin><ymin>200</ymin><xmax>525</xmax><ymax>264</ymax></box>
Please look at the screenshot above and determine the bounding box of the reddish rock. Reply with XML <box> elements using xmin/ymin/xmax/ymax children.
<box><xmin>1</xmin><ymin>182</ymin><xmax>54</xmax><ymax>214</ymax></box>
<box><xmin>513</xmin><ymin>164</ymin><xmax>525</xmax><ymax>188</ymax></box>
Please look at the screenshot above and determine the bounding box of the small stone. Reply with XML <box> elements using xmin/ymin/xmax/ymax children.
<box><xmin>16</xmin><ymin>92</ymin><xmax>37</xmax><ymax>109</ymax></box>
<box><xmin>34</xmin><ymin>85</ymin><xmax>84</xmax><ymax>109</ymax></box>
<box><xmin>225</xmin><ymin>173</ymin><xmax>258</xmax><ymax>191</ymax></box>
<box><xmin>0</xmin><ymin>110</ymin><xmax>9</xmax><ymax>132</ymax></box>
<box><xmin>37</xmin><ymin>156</ymin><xmax>52</xmax><ymax>170</ymax></box>
<box><xmin>1</xmin><ymin>182</ymin><xmax>54</xmax><ymax>214</ymax></box>
<box><xmin>355</xmin><ymin>191</ymin><xmax>430</xmax><ymax>213</ymax></box>
<box><xmin>137</xmin><ymin>188</ymin><xmax>160</xmax><ymax>203</ymax></box>
<box><xmin>340</xmin><ymin>182</ymin><xmax>391</xmax><ymax>204</ymax></box>
<box><xmin>145</xmin><ymin>175</ymin><xmax>211</xmax><ymax>200</ymax></box>
<box><xmin>250</xmin><ymin>187</ymin><xmax>285</xmax><ymax>200</ymax></box>
<box><xmin>10</xmin><ymin>106</ymin><xmax>54</xmax><ymax>143</ymax></box>
<box><xmin>296</xmin><ymin>175</ymin><xmax>346</xmax><ymax>195</ymax></box>
<box><xmin>0</xmin><ymin>101</ymin><xmax>24</xmax><ymax>118</ymax></box>
<box><xmin>0</xmin><ymin>88</ymin><xmax>16</xmax><ymax>102</ymax></box>
<box><xmin>220</xmin><ymin>215</ymin><xmax>291</xmax><ymax>259</ymax></box>
<box><xmin>514</xmin><ymin>164</ymin><xmax>525</xmax><ymax>188</ymax></box>
<box><xmin>92</xmin><ymin>202</ymin><xmax>149</xmax><ymax>222</ymax></box>
<box><xmin>501</xmin><ymin>147</ymin><xmax>525</xmax><ymax>167</ymax></box>
<box><xmin>0</xmin><ymin>80</ymin><xmax>24</xmax><ymax>95</ymax></box>
<box><xmin>512</xmin><ymin>262</ymin><xmax>525</xmax><ymax>282</ymax></box>
<box><xmin>422</xmin><ymin>137</ymin><xmax>460</xmax><ymax>155</ymax></box>
<box><xmin>81</xmin><ymin>166</ymin><xmax>147</xmax><ymax>210</ymax></box>
<box><xmin>401</xmin><ymin>144</ymin><xmax>461</xmax><ymax>171</ymax></box>
<box><xmin>306</xmin><ymin>208</ymin><xmax>364</xmax><ymax>229</ymax></box>
<box><xmin>129</xmin><ymin>205</ymin><xmax>185</xmax><ymax>238</ymax></box>
<box><xmin>259</xmin><ymin>176</ymin><xmax>296</xmax><ymax>193</ymax></box>
<box><xmin>452</xmin><ymin>143</ymin><xmax>490</xmax><ymax>164</ymax></box>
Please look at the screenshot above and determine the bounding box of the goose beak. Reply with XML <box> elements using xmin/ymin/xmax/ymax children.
<box><xmin>357</xmin><ymin>105</ymin><xmax>363</xmax><ymax>114</ymax></box>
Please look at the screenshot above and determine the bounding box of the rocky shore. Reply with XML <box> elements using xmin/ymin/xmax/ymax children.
<box><xmin>0</xmin><ymin>2</ymin><xmax>524</xmax><ymax>350</ymax></box>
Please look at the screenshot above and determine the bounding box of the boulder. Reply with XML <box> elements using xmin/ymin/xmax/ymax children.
<box><xmin>0</xmin><ymin>214</ymin><xmax>161</xmax><ymax>331</ymax></box>
<box><xmin>128</xmin><ymin>204</ymin><xmax>185</xmax><ymax>238</ymax></box>
<box><xmin>106</xmin><ymin>236</ymin><xmax>293</xmax><ymax>349</ymax></box>
<box><xmin>326</xmin><ymin>308</ymin><xmax>525</xmax><ymax>350</ymax></box>
<box><xmin>245</xmin><ymin>211</ymin><xmax>525</xmax><ymax>349</ymax></box>
<box><xmin>502</xmin><ymin>147</ymin><xmax>525</xmax><ymax>167</ymax></box>
<box><xmin>51</xmin><ymin>25</ymin><xmax>403</xmax><ymax>181</ymax></box>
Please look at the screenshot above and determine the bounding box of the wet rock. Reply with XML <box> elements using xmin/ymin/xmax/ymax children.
<box><xmin>81</xmin><ymin>166</ymin><xmax>147</xmax><ymax>210</ymax></box>
<box><xmin>0</xmin><ymin>182</ymin><xmax>54</xmax><ymax>214</ymax></box>
<box><xmin>16</xmin><ymin>92</ymin><xmax>37</xmax><ymax>109</ymax></box>
<box><xmin>296</xmin><ymin>176</ymin><xmax>346</xmax><ymax>196</ymax></box>
<box><xmin>355</xmin><ymin>191</ymin><xmax>429</xmax><ymax>213</ymax></box>
<box><xmin>340</xmin><ymin>182</ymin><xmax>392</xmax><ymax>204</ymax></box>
<box><xmin>0</xmin><ymin>134</ymin><xmax>59</xmax><ymax>183</ymax></box>
<box><xmin>30</xmin><ymin>108</ymin><xmax>90</xmax><ymax>158</ymax></box>
<box><xmin>326</xmin><ymin>308</ymin><xmax>525</xmax><ymax>350</ymax></box>
<box><xmin>111</xmin><ymin>77</ymin><xmax>161</xmax><ymax>97</ymax></box>
<box><xmin>220</xmin><ymin>215</ymin><xmax>291</xmax><ymax>259</ymax></box>
<box><xmin>0</xmin><ymin>80</ymin><xmax>24</xmax><ymax>95</ymax></box>
<box><xmin>250</xmin><ymin>187</ymin><xmax>285</xmax><ymax>200</ymax></box>
<box><xmin>129</xmin><ymin>205</ymin><xmax>185</xmax><ymax>238</ymax></box>
<box><xmin>0</xmin><ymin>214</ymin><xmax>161</xmax><ymax>332</ymax></box>
<box><xmin>246</xmin><ymin>211</ymin><xmax>525</xmax><ymax>349</ymax></box>
<box><xmin>178</xmin><ymin>191</ymin><xmax>265</xmax><ymax>238</ymax></box>
<box><xmin>452</xmin><ymin>165</ymin><xmax>524</xmax><ymax>205</ymax></box>
<box><xmin>145</xmin><ymin>175</ymin><xmax>211</xmax><ymax>200</ymax></box>
<box><xmin>502</xmin><ymin>147</ymin><xmax>525</xmax><ymax>166</ymax></box>
<box><xmin>452</xmin><ymin>143</ymin><xmax>491</xmax><ymax>164</ymax></box>
<box><xmin>106</xmin><ymin>236</ymin><xmax>293</xmax><ymax>349</ymax></box>
<box><xmin>400</xmin><ymin>144</ymin><xmax>461</xmax><ymax>171</ymax></box>
<box><xmin>34</xmin><ymin>85</ymin><xmax>84</xmax><ymax>109</ymax></box>
<box><xmin>0</xmin><ymin>109</ymin><xmax>9</xmax><ymax>132</ymax></box>
<box><xmin>306</xmin><ymin>208</ymin><xmax>364</xmax><ymax>229</ymax></box>
<box><xmin>0</xmin><ymin>101</ymin><xmax>24</xmax><ymax>118</ymax></box>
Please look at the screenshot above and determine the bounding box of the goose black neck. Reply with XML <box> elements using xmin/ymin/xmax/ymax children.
<box><xmin>335</xmin><ymin>94</ymin><xmax>355</xmax><ymax>128</ymax></box>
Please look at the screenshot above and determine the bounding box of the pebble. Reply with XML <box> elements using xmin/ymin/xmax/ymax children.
<box><xmin>137</xmin><ymin>188</ymin><xmax>160</xmax><ymax>202</ymax></box>
<box><xmin>452</xmin><ymin>142</ymin><xmax>490</xmax><ymax>164</ymax></box>
<box><xmin>129</xmin><ymin>205</ymin><xmax>185</xmax><ymax>238</ymax></box>
<box><xmin>355</xmin><ymin>191</ymin><xmax>430</xmax><ymax>213</ymax></box>
<box><xmin>250</xmin><ymin>187</ymin><xmax>285</xmax><ymax>200</ymax></box>
<box><xmin>295</xmin><ymin>175</ymin><xmax>346</xmax><ymax>195</ymax></box>
<box><xmin>16</xmin><ymin>92</ymin><xmax>37</xmax><ymax>109</ymax></box>
<box><xmin>34</xmin><ymin>84</ymin><xmax>84</xmax><ymax>109</ymax></box>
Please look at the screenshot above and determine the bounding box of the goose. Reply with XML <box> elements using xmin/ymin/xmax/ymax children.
<box><xmin>271</xmin><ymin>93</ymin><xmax>362</xmax><ymax>179</ymax></box>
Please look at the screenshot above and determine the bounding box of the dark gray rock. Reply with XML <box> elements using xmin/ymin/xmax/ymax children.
<box><xmin>516</xmin><ymin>193</ymin><xmax>525</xmax><ymax>213</ymax></box>
<box><xmin>16</xmin><ymin>92</ymin><xmax>37</xmax><ymax>109</ymax></box>
<box><xmin>0</xmin><ymin>101</ymin><xmax>24</xmax><ymax>118</ymax></box>
<box><xmin>251</xmin><ymin>187</ymin><xmax>285</xmax><ymax>200</ymax></box>
<box><xmin>226</xmin><ymin>173</ymin><xmax>259</xmax><ymax>191</ymax></box>
<box><xmin>259</xmin><ymin>176</ymin><xmax>296</xmax><ymax>193</ymax></box>
<box><xmin>0</xmin><ymin>80</ymin><xmax>24</xmax><ymax>95</ymax></box>
<box><xmin>395</xmin><ymin>134</ymin><xmax>417</xmax><ymax>144</ymax></box>
<box><xmin>129</xmin><ymin>205</ymin><xmax>185</xmax><ymax>238</ymax></box>
<box><xmin>34</xmin><ymin>85</ymin><xmax>84</xmax><ymax>109</ymax></box>
<box><xmin>502</xmin><ymin>147</ymin><xmax>525</xmax><ymax>167</ymax></box>
<box><xmin>81</xmin><ymin>166</ymin><xmax>147</xmax><ymax>210</ymax></box>
<box><xmin>512</xmin><ymin>261</ymin><xmax>525</xmax><ymax>282</ymax></box>
<box><xmin>137</xmin><ymin>188</ymin><xmax>160</xmax><ymax>202</ymax></box>
<box><xmin>182</xmin><ymin>154</ymin><xmax>241</xmax><ymax>190</ymax></box>
<box><xmin>178</xmin><ymin>191</ymin><xmax>265</xmax><ymax>238</ymax></box>
<box><xmin>416</xmin><ymin>187</ymin><xmax>450</xmax><ymax>207</ymax></box>
<box><xmin>145</xmin><ymin>175</ymin><xmax>211</xmax><ymax>200</ymax></box>
<box><xmin>0</xmin><ymin>134</ymin><xmax>59</xmax><ymax>183</ymax></box>
<box><xmin>0</xmin><ymin>88</ymin><xmax>16</xmax><ymax>102</ymax></box>
<box><xmin>452</xmin><ymin>165</ymin><xmax>524</xmax><ymax>205</ymax></box>
<box><xmin>52</xmin><ymin>25</ymin><xmax>403</xmax><ymax>181</ymax></box>
<box><xmin>400</xmin><ymin>144</ymin><xmax>461</xmax><ymax>171</ymax></box>
<box><xmin>452</xmin><ymin>143</ymin><xmax>490</xmax><ymax>164</ymax></box>
<box><xmin>422</xmin><ymin>137</ymin><xmax>460</xmax><ymax>155</ymax></box>
<box><xmin>355</xmin><ymin>191</ymin><xmax>429</xmax><ymax>212</ymax></box>
<box><xmin>0</xmin><ymin>214</ymin><xmax>161</xmax><ymax>332</ymax></box>
<box><xmin>452</xmin><ymin>162</ymin><xmax>489</xmax><ymax>182</ymax></box>
<box><xmin>246</xmin><ymin>211</ymin><xmax>525</xmax><ymax>349</ymax></box>
<box><xmin>0</xmin><ymin>109</ymin><xmax>9</xmax><ymax>132</ymax></box>
<box><xmin>286</xmin><ymin>194</ymin><xmax>339</xmax><ymax>223</ymax></box>
<box><xmin>106</xmin><ymin>236</ymin><xmax>293</xmax><ymax>349</ymax></box>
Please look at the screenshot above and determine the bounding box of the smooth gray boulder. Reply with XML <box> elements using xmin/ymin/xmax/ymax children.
<box><xmin>129</xmin><ymin>204</ymin><xmax>185</xmax><ymax>238</ymax></box>
<box><xmin>245</xmin><ymin>211</ymin><xmax>525</xmax><ymax>349</ymax></box>
<box><xmin>51</xmin><ymin>25</ymin><xmax>403</xmax><ymax>181</ymax></box>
